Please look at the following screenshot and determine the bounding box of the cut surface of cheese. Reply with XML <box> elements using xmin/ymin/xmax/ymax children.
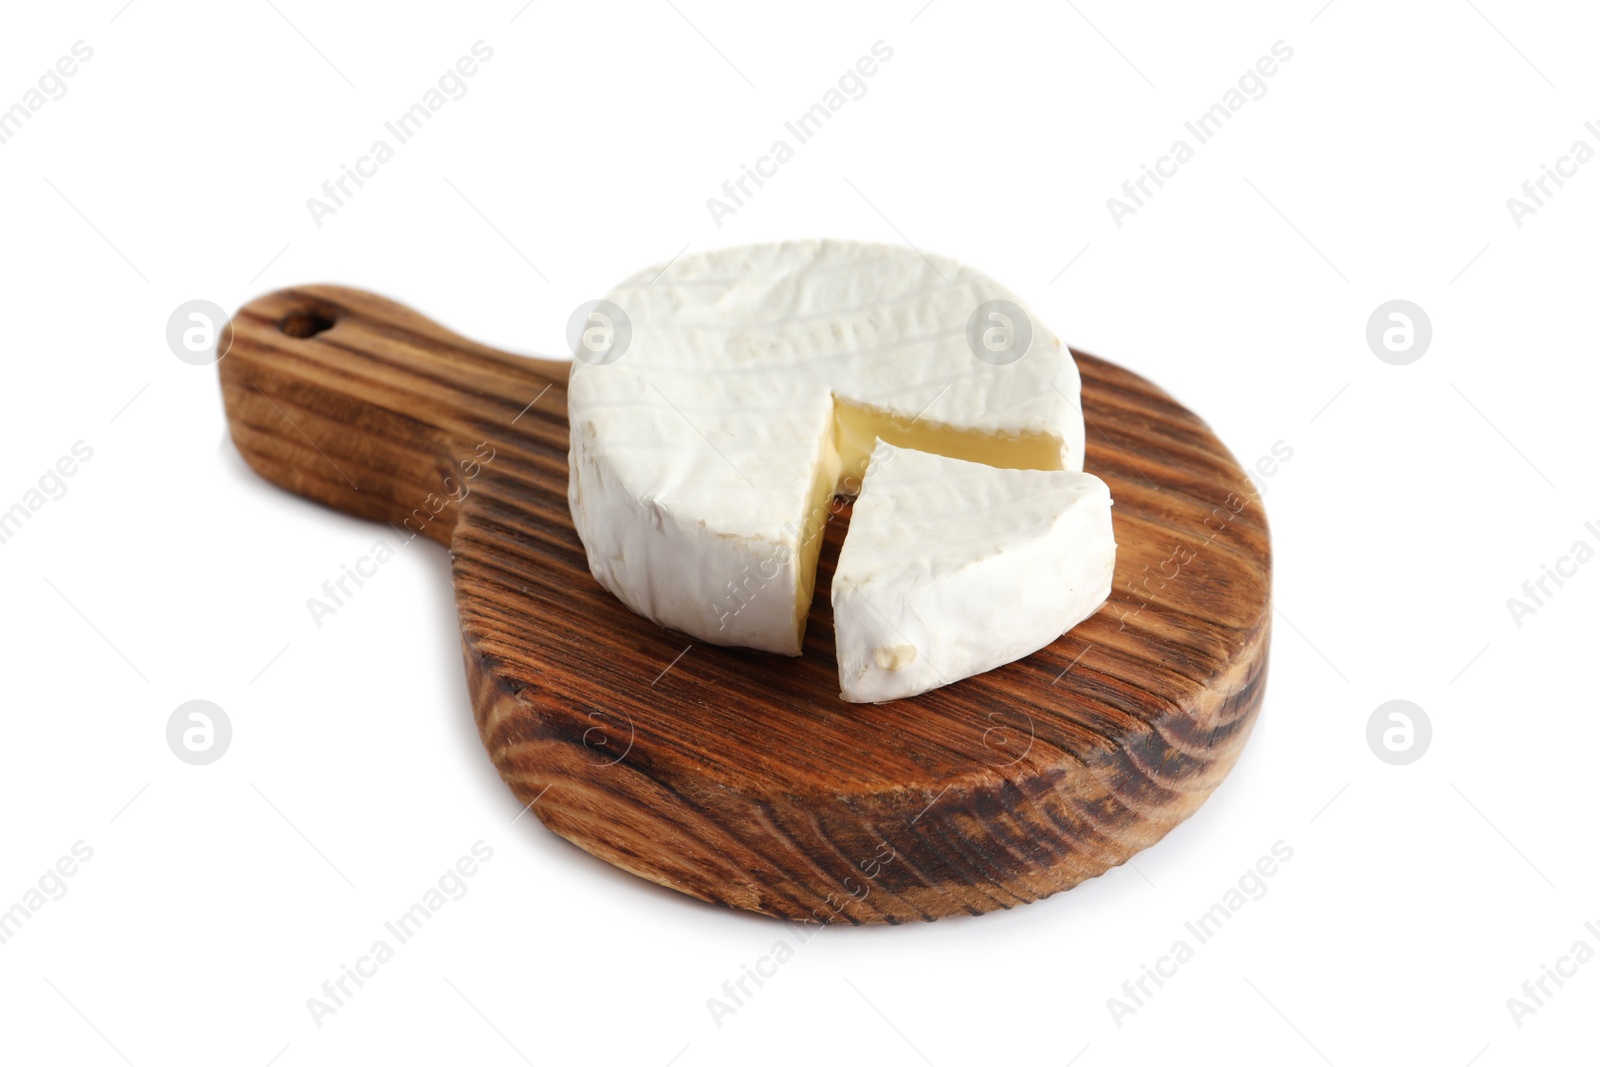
<box><xmin>567</xmin><ymin>240</ymin><xmax>1087</xmax><ymax>656</ymax></box>
<box><xmin>832</xmin><ymin>441</ymin><xmax>1116</xmax><ymax>703</ymax></box>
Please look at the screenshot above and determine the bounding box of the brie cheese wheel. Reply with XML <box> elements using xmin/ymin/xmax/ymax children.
<box><xmin>833</xmin><ymin>441</ymin><xmax>1116</xmax><ymax>702</ymax></box>
<box><xmin>567</xmin><ymin>239</ymin><xmax>1086</xmax><ymax>655</ymax></box>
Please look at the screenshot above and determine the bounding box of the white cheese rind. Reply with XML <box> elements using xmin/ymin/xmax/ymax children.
<box><xmin>567</xmin><ymin>239</ymin><xmax>1087</xmax><ymax>655</ymax></box>
<box><xmin>832</xmin><ymin>441</ymin><xmax>1116</xmax><ymax>702</ymax></box>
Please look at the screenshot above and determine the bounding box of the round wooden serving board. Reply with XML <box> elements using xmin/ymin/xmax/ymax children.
<box><xmin>219</xmin><ymin>286</ymin><xmax>1272</xmax><ymax>925</ymax></box>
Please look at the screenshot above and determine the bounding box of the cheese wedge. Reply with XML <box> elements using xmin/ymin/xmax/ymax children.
<box><xmin>833</xmin><ymin>441</ymin><xmax>1116</xmax><ymax>702</ymax></box>
<box><xmin>567</xmin><ymin>239</ymin><xmax>1087</xmax><ymax>655</ymax></box>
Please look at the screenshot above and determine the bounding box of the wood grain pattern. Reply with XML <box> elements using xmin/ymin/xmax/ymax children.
<box><xmin>219</xmin><ymin>285</ymin><xmax>1271</xmax><ymax>924</ymax></box>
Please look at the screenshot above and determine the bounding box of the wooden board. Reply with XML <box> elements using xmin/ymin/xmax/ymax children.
<box><xmin>220</xmin><ymin>286</ymin><xmax>1271</xmax><ymax>924</ymax></box>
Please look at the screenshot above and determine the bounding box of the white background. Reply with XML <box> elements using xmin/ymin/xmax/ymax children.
<box><xmin>2</xmin><ymin>1</ymin><xmax>1596</xmax><ymax>1064</ymax></box>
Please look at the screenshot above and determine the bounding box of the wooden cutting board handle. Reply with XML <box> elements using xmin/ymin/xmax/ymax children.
<box><xmin>218</xmin><ymin>284</ymin><xmax>1271</xmax><ymax>925</ymax></box>
<box><xmin>220</xmin><ymin>286</ymin><xmax>569</xmax><ymax>547</ymax></box>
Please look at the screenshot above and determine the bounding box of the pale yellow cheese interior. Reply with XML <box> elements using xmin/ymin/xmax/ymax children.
<box><xmin>832</xmin><ymin>396</ymin><xmax>1067</xmax><ymax>489</ymax></box>
<box><xmin>785</xmin><ymin>396</ymin><xmax>1068</xmax><ymax>649</ymax></box>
